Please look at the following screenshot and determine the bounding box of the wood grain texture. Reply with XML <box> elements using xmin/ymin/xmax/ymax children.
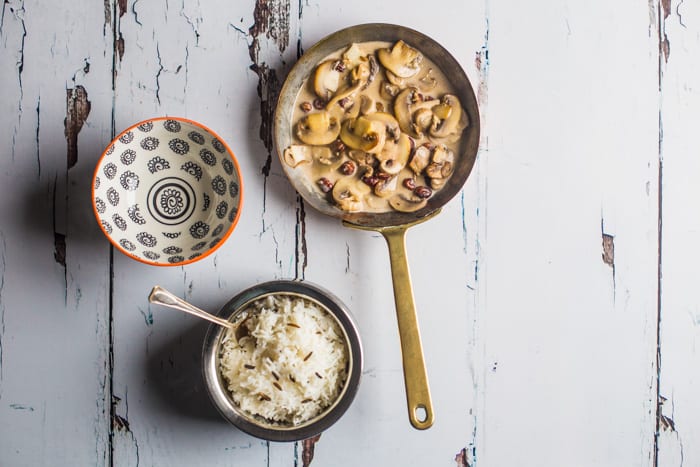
<box><xmin>1</xmin><ymin>0</ymin><xmax>699</xmax><ymax>466</ymax></box>
<box><xmin>656</xmin><ymin>0</ymin><xmax>700</xmax><ymax>465</ymax></box>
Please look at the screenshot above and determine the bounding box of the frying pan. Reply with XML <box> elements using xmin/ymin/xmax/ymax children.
<box><xmin>273</xmin><ymin>23</ymin><xmax>480</xmax><ymax>429</ymax></box>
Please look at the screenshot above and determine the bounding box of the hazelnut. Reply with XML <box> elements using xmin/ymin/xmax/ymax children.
<box><xmin>339</xmin><ymin>160</ymin><xmax>356</xmax><ymax>175</ymax></box>
<box><xmin>362</xmin><ymin>175</ymin><xmax>379</xmax><ymax>187</ymax></box>
<box><xmin>317</xmin><ymin>177</ymin><xmax>334</xmax><ymax>193</ymax></box>
<box><xmin>414</xmin><ymin>185</ymin><xmax>433</xmax><ymax>199</ymax></box>
<box><xmin>299</xmin><ymin>101</ymin><xmax>312</xmax><ymax>112</ymax></box>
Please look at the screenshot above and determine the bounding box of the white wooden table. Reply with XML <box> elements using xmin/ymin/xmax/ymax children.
<box><xmin>1</xmin><ymin>1</ymin><xmax>698</xmax><ymax>466</ymax></box>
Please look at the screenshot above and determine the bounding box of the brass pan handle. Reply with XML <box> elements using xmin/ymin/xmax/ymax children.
<box><xmin>344</xmin><ymin>209</ymin><xmax>440</xmax><ymax>430</ymax></box>
<box><xmin>381</xmin><ymin>225</ymin><xmax>434</xmax><ymax>429</ymax></box>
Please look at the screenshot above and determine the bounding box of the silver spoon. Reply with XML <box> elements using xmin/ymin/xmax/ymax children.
<box><xmin>148</xmin><ymin>285</ymin><xmax>235</xmax><ymax>330</ymax></box>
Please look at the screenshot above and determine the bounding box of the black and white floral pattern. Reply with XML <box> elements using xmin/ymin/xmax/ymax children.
<box><xmin>106</xmin><ymin>144</ymin><xmax>115</xmax><ymax>155</ymax></box>
<box><xmin>202</xmin><ymin>193</ymin><xmax>210</xmax><ymax>211</ymax></box>
<box><xmin>181</xmin><ymin>161</ymin><xmax>203</xmax><ymax>181</ymax></box>
<box><xmin>209</xmin><ymin>238</ymin><xmax>221</xmax><ymax>249</ymax></box>
<box><xmin>119</xmin><ymin>131</ymin><xmax>134</xmax><ymax>144</ymax></box>
<box><xmin>95</xmin><ymin>197</ymin><xmax>106</xmax><ymax>214</ymax></box>
<box><xmin>112</xmin><ymin>214</ymin><xmax>127</xmax><ymax>231</ymax></box>
<box><xmin>189</xmin><ymin>221</ymin><xmax>209</xmax><ymax>239</ymax></box>
<box><xmin>94</xmin><ymin>176</ymin><xmax>101</xmax><ymax>189</ymax></box>
<box><xmin>212</xmin><ymin>175</ymin><xmax>226</xmax><ymax>195</ymax></box>
<box><xmin>127</xmin><ymin>204</ymin><xmax>146</xmax><ymax>225</ymax></box>
<box><xmin>212</xmin><ymin>223</ymin><xmax>224</xmax><ymax>236</ymax></box>
<box><xmin>159</xmin><ymin>188</ymin><xmax>185</xmax><ymax>215</ymax></box>
<box><xmin>229</xmin><ymin>181</ymin><xmax>239</xmax><ymax>198</ymax></box>
<box><xmin>119</xmin><ymin>239</ymin><xmax>136</xmax><ymax>251</ymax></box>
<box><xmin>221</xmin><ymin>157</ymin><xmax>234</xmax><ymax>175</ymax></box>
<box><xmin>162</xmin><ymin>232</ymin><xmax>181</xmax><ymax>239</ymax></box>
<box><xmin>188</xmin><ymin>131</ymin><xmax>205</xmax><ymax>144</ymax></box>
<box><xmin>162</xmin><ymin>246</ymin><xmax>183</xmax><ymax>255</ymax></box>
<box><xmin>120</xmin><ymin>170</ymin><xmax>139</xmax><ymax>191</ymax></box>
<box><xmin>191</xmin><ymin>241</ymin><xmax>207</xmax><ymax>251</ymax></box>
<box><xmin>168</xmin><ymin>138</ymin><xmax>190</xmax><ymax>155</ymax></box>
<box><xmin>136</xmin><ymin>232</ymin><xmax>157</xmax><ymax>247</ymax></box>
<box><xmin>138</xmin><ymin>121</ymin><xmax>153</xmax><ymax>132</ymax></box>
<box><xmin>228</xmin><ymin>207</ymin><xmax>238</xmax><ymax>223</ymax></box>
<box><xmin>199</xmin><ymin>149</ymin><xmax>216</xmax><ymax>166</ymax></box>
<box><xmin>168</xmin><ymin>255</ymin><xmax>185</xmax><ymax>264</ymax></box>
<box><xmin>107</xmin><ymin>187</ymin><xmax>120</xmax><ymax>206</ymax></box>
<box><xmin>101</xmin><ymin>220</ymin><xmax>113</xmax><ymax>234</ymax></box>
<box><xmin>163</xmin><ymin>119</ymin><xmax>182</xmax><ymax>132</ymax></box>
<box><xmin>212</xmin><ymin>138</ymin><xmax>226</xmax><ymax>153</ymax></box>
<box><xmin>120</xmin><ymin>149</ymin><xmax>137</xmax><ymax>165</ymax></box>
<box><xmin>188</xmin><ymin>253</ymin><xmax>202</xmax><ymax>260</ymax></box>
<box><xmin>215</xmin><ymin>201</ymin><xmax>228</xmax><ymax>219</ymax></box>
<box><xmin>142</xmin><ymin>250</ymin><xmax>160</xmax><ymax>260</ymax></box>
<box><xmin>147</xmin><ymin>156</ymin><xmax>170</xmax><ymax>173</ymax></box>
<box><xmin>141</xmin><ymin>136</ymin><xmax>159</xmax><ymax>151</ymax></box>
<box><xmin>103</xmin><ymin>162</ymin><xmax>117</xmax><ymax>179</ymax></box>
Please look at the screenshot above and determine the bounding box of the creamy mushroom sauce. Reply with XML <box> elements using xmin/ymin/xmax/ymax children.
<box><xmin>284</xmin><ymin>40</ymin><xmax>468</xmax><ymax>213</ymax></box>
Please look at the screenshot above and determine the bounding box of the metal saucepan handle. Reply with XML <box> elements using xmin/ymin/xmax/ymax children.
<box><xmin>380</xmin><ymin>225</ymin><xmax>434</xmax><ymax>430</ymax></box>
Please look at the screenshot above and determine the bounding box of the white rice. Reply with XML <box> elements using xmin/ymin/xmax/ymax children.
<box><xmin>218</xmin><ymin>294</ymin><xmax>349</xmax><ymax>426</ymax></box>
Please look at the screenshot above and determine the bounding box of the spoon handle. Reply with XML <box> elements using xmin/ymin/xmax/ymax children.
<box><xmin>148</xmin><ymin>286</ymin><xmax>234</xmax><ymax>330</ymax></box>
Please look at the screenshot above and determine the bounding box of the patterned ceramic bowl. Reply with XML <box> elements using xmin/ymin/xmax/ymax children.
<box><xmin>92</xmin><ymin>117</ymin><xmax>243</xmax><ymax>266</ymax></box>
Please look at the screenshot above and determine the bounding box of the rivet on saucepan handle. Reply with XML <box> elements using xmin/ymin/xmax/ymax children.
<box><xmin>344</xmin><ymin>208</ymin><xmax>440</xmax><ymax>430</ymax></box>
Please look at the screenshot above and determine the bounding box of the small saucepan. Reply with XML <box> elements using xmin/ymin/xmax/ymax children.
<box><xmin>274</xmin><ymin>23</ymin><xmax>480</xmax><ymax>429</ymax></box>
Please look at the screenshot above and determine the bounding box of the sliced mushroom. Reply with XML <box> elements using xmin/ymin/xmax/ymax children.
<box><xmin>425</xmin><ymin>144</ymin><xmax>455</xmax><ymax>179</ymax></box>
<box><xmin>332</xmin><ymin>177</ymin><xmax>370</xmax><ymax>212</ymax></box>
<box><xmin>359</xmin><ymin>94</ymin><xmax>375</xmax><ymax>115</ymax></box>
<box><xmin>430</xmin><ymin>94</ymin><xmax>468</xmax><ymax>139</ymax></box>
<box><xmin>283</xmin><ymin>145</ymin><xmax>313</xmax><ymax>167</ymax></box>
<box><xmin>374</xmin><ymin>175</ymin><xmax>398</xmax><ymax>198</ymax></box>
<box><xmin>339</xmin><ymin>116</ymin><xmax>386</xmax><ymax>153</ymax></box>
<box><xmin>296</xmin><ymin>111</ymin><xmax>341</xmax><ymax>145</ymax></box>
<box><xmin>343</xmin><ymin>98</ymin><xmax>361</xmax><ymax>119</ymax></box>
<box><xmin>409</xmin><ymin>144</ymin><xmax>431</xmax><ymax>175</ymax></box>
<box><xmin>388</xmin><ymin>193</ymin><xmax>428</xmax><ymax>213</ymax></box>
<box><xmin>351</xmin><ymin>60</ymin><xmax>371</xmax><ymax>86</ymax></box>
<box><xmin>429</xmin><ymin>177</ymin><xmax>446</xmax><ymax>190</ymax></box>
<box><xmin>313</xmin><ymin>60</ymin><xmax>342</xmax><ymax>100</ymax></box>
<box><xmin>432</xmin><ymin>144</ymin><xmax>454</xmax><ymax>164</ymax></box>
<box><xmin>385</xmin><ymin>69</ymin><xmax>405</xmax><ymax>87</ymax></box>
<box><xmin>367</xmin><ymin>54</ymin><xmax>379</xmax><ymax>87</ymax></box>
<box><xmin>412</xmin><ymin>108</ymin><xmax>433</xmax><ymax>136</ymax></box>
<box><xmin>380</xmin><ymin>81</ymin><xmax>400</xmax><ymax>100</ymax></box>
<box><xmin>377</xmin><ymin>40</ymin><xmax>423</xmax><ymax>78</ymax></box>
<box><xmin>348</xmin><ymin>149</ymin><xmax>376</xmax><ymax>168</ymax></box>
<box><xmin>425</xmin><ymin>162</ymin><xmax>445</xmax><ymax>179</ymax></box>
<box><xmin>366</xmin><ymin>112</ymin><xmax>401</xmax><ymax>142</ymax></box>
<box><xmin>394</xmin><ymin>87</ymin><xmax>418</xmax><ymax>136</ymax></box>
<box><xmin>418</xmin><ymin>68</ymin><xmax>437</xmax><ymax>90</ymax></box>
<box><xmin>283</xmin><ymin>145</ymin><xmax>336</xmax><ymax>168</ymax></box>
<box><xmin>326</xmin><ymin>80</ymin><xmax>363</xmax><ymax>111</ymax></box>
<box><xmin>342</xmin><ymin>43</ymin><xmax>363</xmax><ymax>67</ymax></box>
<box><xmin>378</xmin><ymin>133</ymin><xmax>411</xmax><ymax>175</ymax></box>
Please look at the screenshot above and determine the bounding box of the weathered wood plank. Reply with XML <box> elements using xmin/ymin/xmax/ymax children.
<box><xmin>109</xmin><ymin>0</ymin><xmax>302</xmax><ymax>465</ymax></box>
<box><xmin>656</xmin><ymin>0</ymin><xmax>700</xmax><ymax>465</ymax></box>
<box><xmin>292</xmin><ymin>1</ymin><xmax>487</xmax><ymax>465</ymax></box>
<box><xmin>0</xmin><ymin>1</ymin><xmax>113</xmax><ymax>465</ymax></box>
<box><xmin>472</xmin><ymin>1</ymin><xmax>660</xmax><ymax>465</ymax></box>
